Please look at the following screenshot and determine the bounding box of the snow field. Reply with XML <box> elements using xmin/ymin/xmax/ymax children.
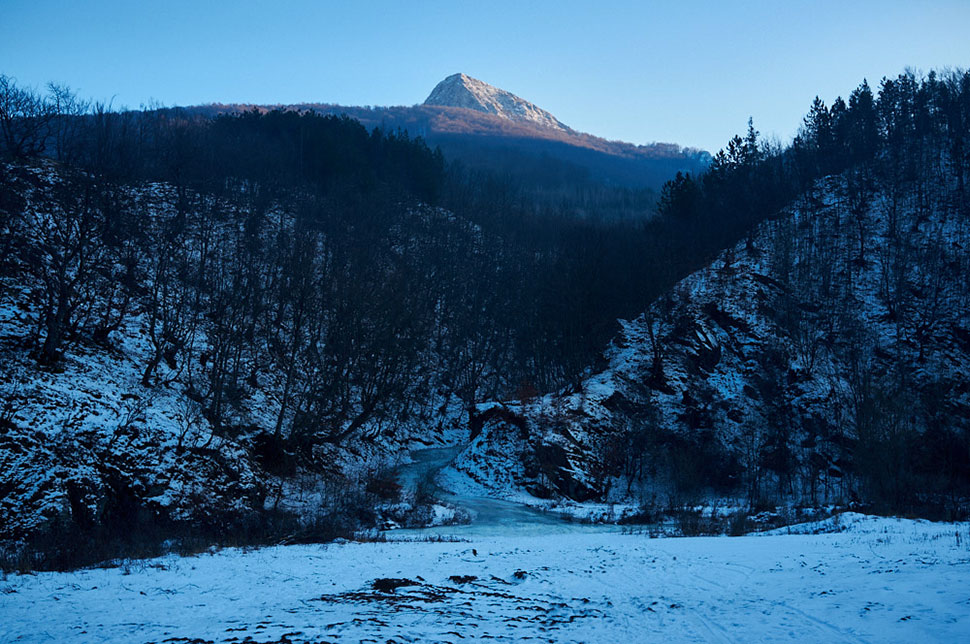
<box><xmin>1</xmin><ymin>514</ymin><xmax>967</xmax><ymax>643</ymax></box>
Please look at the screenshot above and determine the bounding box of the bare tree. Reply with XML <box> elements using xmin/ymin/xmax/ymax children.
<box><xmin>0</xmin><ymin>75</ymin><xmax>82</xmax><ymax>159</ymax></box>
<box><xmin>27</xmin><ymin>175</ymin><xmax>106</xmax><ymax>364</ymax></box>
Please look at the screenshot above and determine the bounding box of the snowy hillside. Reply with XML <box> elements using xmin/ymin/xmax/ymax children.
<box><xmin>455</xmin><ymin>173</ymin><xmax>970</xmax><ymax>512</ymax></box>
<box><xmin>0</xmin><ymin>160</ymin><xmax>471</xmax><ymax>558</ymax></box>
<box><xmin>424</xmin><ymin>73</ymin><xmax>570</xmax><ymax>132</ymax></box>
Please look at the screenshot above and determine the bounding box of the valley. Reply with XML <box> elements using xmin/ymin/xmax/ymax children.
<box><xmin>1</xmin><ymin>30</ymin><xmax>970</xmax><ymax>641</ymax></box>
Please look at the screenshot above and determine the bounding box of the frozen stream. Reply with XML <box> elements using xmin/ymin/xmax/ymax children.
<box><xmin>388</xmin><ymin>446</ymin><xmax>624</xmax><ymax>538</ymax></box>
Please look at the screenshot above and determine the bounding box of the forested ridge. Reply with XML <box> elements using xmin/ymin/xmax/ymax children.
<box><xmin>0</xmin><ymin>74</ymin><xmax>761</xmax><ymax>425</ymax></box>
<box><xmin>466</xmin><ymin>69</ymin><xmax>970</xmax><ymax>520</ymax></box>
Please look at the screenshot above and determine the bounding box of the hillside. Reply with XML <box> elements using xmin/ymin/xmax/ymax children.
<box><xmin>454</xmin><ymin>173</ymin><xmax>970</xmax><ymax>512</ymax></box>
<box><xmin>451</xmin><ymin>72</ymin><xmax>970</xmax><ymax>518</ymax></box>
<box><xmin>0</xmin><ymin>158</ymin><xmax>475</xmax><ymax>560</ymax></box>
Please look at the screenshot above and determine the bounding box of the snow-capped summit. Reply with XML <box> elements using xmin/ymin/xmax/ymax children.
<box><xmin>424</xmin><ymin>73</ymin><xmax>570</xmax><ymax>132</ymax></box>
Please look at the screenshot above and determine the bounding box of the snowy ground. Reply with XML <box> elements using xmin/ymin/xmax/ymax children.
<box><xmin>1</xmin><ymin>513</ymin><xmax>968</xmax><ymax>643</ymax></box>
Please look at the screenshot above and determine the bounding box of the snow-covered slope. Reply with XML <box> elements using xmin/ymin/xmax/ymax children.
<box><xmin>454</xmin><ymin>175</ymin><xmax>970</xmax><ymax>508</ymax></box>
<box><xmin>424</xmin><ymin>73</ymin><xmax>570</xmax><ymax>132</ymax></box>
<box><xmin>0</xmin><ymin>162</ymin><xmax>469</xmax><ymax>550</ymax></box>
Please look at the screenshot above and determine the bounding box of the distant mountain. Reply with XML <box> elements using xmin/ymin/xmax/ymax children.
<box><xmin>424</xmin><ymin>73</ymin><xmax>570</xmax><ymax>132</ymax></box>
<box><xmin>188</xmin><ymin>74</ymin><xmax>710</xmax><ymax>192</ymax></box>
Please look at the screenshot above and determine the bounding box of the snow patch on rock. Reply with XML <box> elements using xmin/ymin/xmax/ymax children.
<box><xmin>424</xmin><ymin>73</ymin><xmax>570</xmax><ymax>132</ymax></box>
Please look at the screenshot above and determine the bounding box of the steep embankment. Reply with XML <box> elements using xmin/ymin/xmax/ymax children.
<box><xmin>454</xmin><ymin>174</ymin><xmax>970</xmax><ymax>510</ymax></box>
<box><xmin>0</xmin><ymin>161</ymin><xmax>466</xmax><ymax>554</ymax></box>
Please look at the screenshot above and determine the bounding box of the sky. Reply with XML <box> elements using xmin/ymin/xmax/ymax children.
<box><xmin>2</xmin><ymin>0</ymin><xmax>969</xmax><ymax>152</ymax></box>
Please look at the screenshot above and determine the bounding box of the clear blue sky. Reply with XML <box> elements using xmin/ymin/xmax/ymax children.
<box><xmin>2</xmin><ymin>0</ymin><xmax>968</xmax><ymax>152</ymax></box>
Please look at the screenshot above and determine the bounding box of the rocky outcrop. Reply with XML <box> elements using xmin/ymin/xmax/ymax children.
<box><xmin>425</xmin><ymin>73</ymin><xmax>570</xmax><ymax>132</ymax></box>
<box><xmin>453</xmin><ymin>175</ymin><xmax>970</xmax><ymax>508</ymax></box>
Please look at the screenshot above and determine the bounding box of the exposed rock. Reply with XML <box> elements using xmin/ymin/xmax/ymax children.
<box><xmin>453</xmin><ymin>175</ymin><xmax>970</xmax><ymax>508</ymax></box>
<box><xmin>425</xmin><ymin>73</ymin><xmax>569</xmax><ymax>132</ymax></box>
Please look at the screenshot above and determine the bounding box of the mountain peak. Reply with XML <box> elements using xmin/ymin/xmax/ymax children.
<box><xmin>424</xmin><ymin>73</ymin><xmax>569</xmax><ymax>132</ymax></box>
